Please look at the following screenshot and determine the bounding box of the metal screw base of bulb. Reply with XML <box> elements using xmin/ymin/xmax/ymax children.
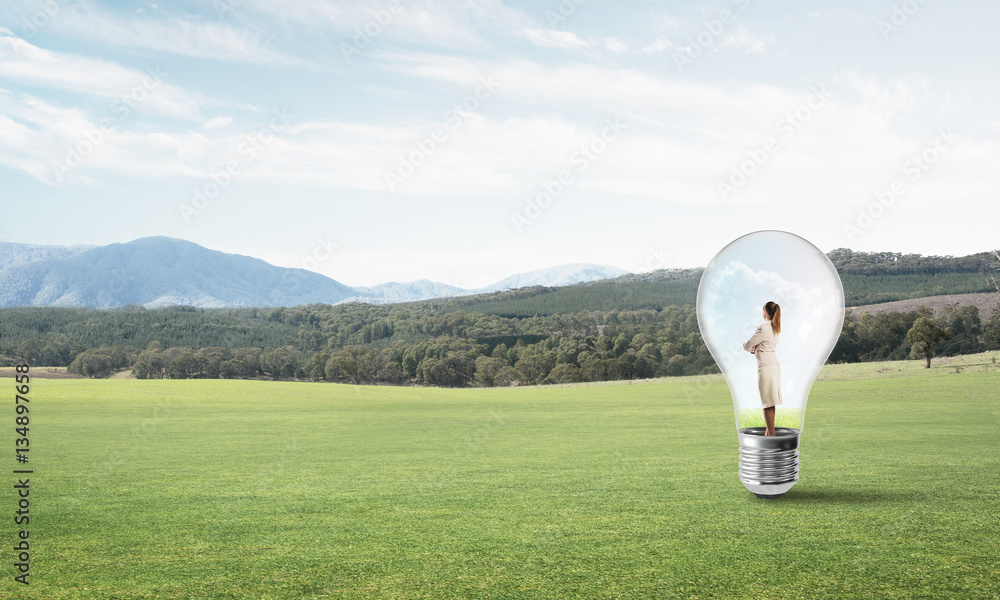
<box><xmin>738</xmin><ymin>427</ymin><xmax>800</xmax><ymax>499</ymax></box>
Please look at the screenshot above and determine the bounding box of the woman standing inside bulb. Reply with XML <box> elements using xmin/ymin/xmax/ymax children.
<box><xmin>744</xmin><ymin>301</ymin><xmax>782</xmax><ymax>435</ymax></box>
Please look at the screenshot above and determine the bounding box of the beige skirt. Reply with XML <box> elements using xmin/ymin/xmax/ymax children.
<box><xmin>757</xmin><ymin>365</ymin><xmax>783</xmax><ymax>408</ymax></box>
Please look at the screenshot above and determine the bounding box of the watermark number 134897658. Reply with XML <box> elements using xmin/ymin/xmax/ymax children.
<box><xmin>13</xmin><ymin>364</ymin><xmax>32</xmax><ymax>585</ymax></box>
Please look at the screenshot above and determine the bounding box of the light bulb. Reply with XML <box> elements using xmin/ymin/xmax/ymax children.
<box><xmin>696</xmin><ymin>230</ymin><xmax>845</xmax><ymax>498</ymax></box>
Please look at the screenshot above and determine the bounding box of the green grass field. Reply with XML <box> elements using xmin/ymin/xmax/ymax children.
<box><xmin>3</xmin><ymin>353</ymin><xmax>999</xmax><ymax>599</ymax></box>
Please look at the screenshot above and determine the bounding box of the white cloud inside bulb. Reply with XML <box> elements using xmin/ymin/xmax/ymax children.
<box><xmin>702</xmin><ymin>261</ymin><xmax>839</xmax><ymax>340</ymax></box>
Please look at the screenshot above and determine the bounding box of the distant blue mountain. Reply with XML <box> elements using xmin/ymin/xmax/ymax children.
<box><xmin>0</xmin><ymin>237</ymin><xmax>631</xmax><ymax>308</ymax></box>
<box><xmin>0</xmin><ymin>241</ymin><xmax>94</xmax><ymax>270</ymax></box>
<box><xmin>348</xmin><ymin>280</ymin><xmax>466</xmax><ymax>304</ymax></box>
<box><xmin>0</xmin><ymin>237</ymin><xmax>355</xmax><ymax>308</ymax></box>
<box><xmin>468</xmin><ymin>263</ymin><xmax>630</xmax><ymax>294</ymax></box>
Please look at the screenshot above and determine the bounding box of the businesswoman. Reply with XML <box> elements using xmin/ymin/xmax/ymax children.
<box><xmin>743</xmin><ymin>301</ymin><xmax>782</xmax><ymax>436</ymax></box>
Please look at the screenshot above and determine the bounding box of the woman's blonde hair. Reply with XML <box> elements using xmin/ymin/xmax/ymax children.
<box><xmin>764</xmin><ymin>301</ymin><xmax>781</xmax><ymax>334</ymax></box>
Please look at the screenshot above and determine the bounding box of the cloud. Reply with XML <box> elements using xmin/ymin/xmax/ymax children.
<box><xmin>640</xmin><ymin>36</ymin><xmax>672</xmax><ymax>54</ymax></box>
<box><xmin>839</xmin><ymin>70</ymin><xmax>928</xmax><ymax>119</ymax></box>
<box><xmin>242</xmin><ymin>0</ymin><xmax>530</xmax><ymax>50</ymax></box>
<box><xmin>2</xmin><ymin>25</ymin><xmax>995</xmax><ymax>220</ymax></box>
<box><xmin>0</xmin><ymin>89</ymin><xmax>209</xmax><ymax>183</ymax></box>
<box><xmin>515</xmin><ymin>28</ymin><xmax>587</xmax><ymax>50</ymax></box>
<box><xmin>1</xmin><ymin>1</ymin><xmax>307</xmax><ymax>66</ymax></box>
<box><xmin>84</xmin><ymin>15</ymin><xmax>306</xmax><ymax>66</ymax></box>
<box><xmin>654</xmin><ymin>12</ymin><xmax>682</xmax><ymax>33</ymax></box>
<box><xmin>603</xmin><ymin>37</ymin><xmax>628</xmax><ymax>54</ymax></box>
<box><xmin>364</xmin><ymin>52</ymin><xmax>1000</xmax><ymax>206</ymax></box>
<box><xmin>370</xmin><ymin>51</ymin><xmax>773</xmax><ymax>118</ymax></box>
<box><xmin>705</xmin><ymin>260</ymin><xmax>837</xmax><ymax>325</ymax></box>
<box><xmin>4</xmin><ymin>79</ymin><xmax>997</xmax><ymax>216</ymax></box>
<box><xmin>354</xmin><ymin>85</ymin><xmax>424</xmax><ymax>102</ymax></box>
<box><xmin>0</xmin><ymin>31</ymin><xmax>210</xmax><ymax>120</ymax></box>
<box><xmin>0</xmin><ymin>87</ymin><xmax>417</xmax><ymax>189</ymax></box>
<box><xmin>720</xmin><ymin>26</ymin><xmax>770</xmax><ymax>55</ymax></box>
<box><xmin>203</xmin><ymin>116</ymin><xmax>233</xmax><ymax>130</ymax></box>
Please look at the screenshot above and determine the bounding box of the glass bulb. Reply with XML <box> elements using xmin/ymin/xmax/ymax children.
<box><xmin>696</xmin><ymin>230</ymin><xmax>845</xmax><ymax>498</ymax></box>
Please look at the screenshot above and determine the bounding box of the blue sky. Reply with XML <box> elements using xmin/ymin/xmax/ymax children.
<box><xmin>0</xmin><ymin>0</ymin><xmax>997</xmax><ymax>287</ymax></box>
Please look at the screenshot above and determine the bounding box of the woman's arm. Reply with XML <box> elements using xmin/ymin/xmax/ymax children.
<box><xmin>743</xmin><ymin>325</ymin><xmax>765</xmax><ymax>352</ymax></box>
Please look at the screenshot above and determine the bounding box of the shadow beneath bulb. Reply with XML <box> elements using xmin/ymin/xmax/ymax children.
<box><xmin>777</xmin><ymin>488</ymin><xmax>921</xmax><ymax>504</ymax></box>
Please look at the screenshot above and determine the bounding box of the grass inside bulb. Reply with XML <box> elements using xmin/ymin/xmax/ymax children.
<box><xmin>697</xmin><ymin>231</ymin><xmax>845</xmax><ymax>498</ymax></box>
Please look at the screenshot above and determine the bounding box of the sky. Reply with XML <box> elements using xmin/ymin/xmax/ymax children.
<box><xmin>0</xmin><ymin>0</ymin><xmax>997</xmax><ymax>287</ymax></box>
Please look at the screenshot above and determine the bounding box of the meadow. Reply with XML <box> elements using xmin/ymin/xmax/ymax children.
<box><xmin>2</xmin><ymin>353</ymin><xmax>998</xmax><ymax>599</ymax></box>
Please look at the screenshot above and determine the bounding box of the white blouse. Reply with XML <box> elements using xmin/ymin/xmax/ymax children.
<box><xmin>743</xmin><ymin>321</ymin><xmax>780</xmax><ymax>368</ymax></box>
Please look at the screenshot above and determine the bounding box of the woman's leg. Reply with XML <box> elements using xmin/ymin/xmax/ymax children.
<box><xmin>763</xmin><ymin>406</ymin><xmax>776</xmax><ymax>436</ymax></box>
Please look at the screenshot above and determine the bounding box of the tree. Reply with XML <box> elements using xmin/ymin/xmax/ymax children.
<box><xmin>491</xmin><ymin>343</ymin><xmax>509</xmax><ymax>361</ymax></box>
<box><xmin>984</xmin><ymin>303</ymin><xmax>1000</xmax><ymax>350</ymax></box>
<box><xmin>220</xmin><ymin>357</ymin><xmax>254</xmax><ymax>379</ymax></box>
<box><xmin>133</xmin><ymin>347</ymin><xmax>165</xmax><ymax>379</ymax></box>
<box><xmin>473</xmin><ymin>356</ymin><xmax>506</xmax><ymax>387</ymax></box>
<box><xmin>543</xmin><ymin>363</ymin><xmax>582</xmax><ymax>384</ymax></box>
<box><xmin>514</xmin><ymin>352</ymin><xmax>555</xmax><ymax>385</ymax></box>
<box><xmin>935</xmin><ymin>305</ymin><xmax>983</xmax><ymax>356</ymax></box>
<box><xmin>357</xmin><ymin>348</ymin><xmax>385</xmax><ymax>383</ymax></box>
<box><xmin>664</xmin><ymin>354</ymin><xmax>687</xmax><ymax>377</ymax></box>
<box><xmin>421</xmin><ymin>357</ymin><xmax>461</xmax><ymax>387</ymax></box>
<box><xmin>304</xmin><ymin>352</ymin><xmax>331</xmax><ymax>381</ymax></box>
<box><xmin>402</xmin><ymin>343</ymin><xmax>427</xmax><ymax>378</ymax></box>
<box><xmin>232</xmin><ymin>348</ymin><xmax>263</xmax><ymax>376</ymax></box>
<box><xmin>195</xmin><ymin>347</ymin><xmax>230</xmax><ymax>379</ymax></box>
<box><xmin>67</xmin><ymin>352</ymin><xmax>114</xmax><ymax>378</ymax></box>
<box><xmin>494</xmin><ymin>365</ymin><xmax>519</xmax><ymax>387</ymax></box>
<box><xmin>166</xmin><ymin>349</ymin><xmax>198</xmax><ymax>379</ymax></box>
<box><xmin>377</xmin><ymin>363</ymin><xmax>406</xmax><ymax>384</ymax></box>
<box><xmin>986</xmin><ymin>250</ymin><xmax>1000</xmax><ymax>293</ymax></box>
<box><xmin>264</xmin><ymin>346</ymin><xmax>299</xmax><ymax>379</ymax></box>
<box><xmin>907</xmin><ymin>317</ymin><xmax>951</xmax><ymax>368</ymax></box>
<box><xmin>331</xmin><ymin>346</ymin><xmax>366</xmax><ymax>383</ymax></box>
<box><xmin>830</xmin><ymin>319</ymin><xmax>859</xmax><ymax>363</ymax></box>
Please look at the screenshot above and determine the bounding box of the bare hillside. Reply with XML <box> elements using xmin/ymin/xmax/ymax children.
<box><xmin>848</xmin><ymin>292</ymin><xmax>1000</xmax><ymax>321</ymax></box>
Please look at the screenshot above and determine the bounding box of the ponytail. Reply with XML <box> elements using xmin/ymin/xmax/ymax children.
<box><xmin>764</xmin><ymin>301</ymin><xmax>781</xmax><ymax>334</ymax></box>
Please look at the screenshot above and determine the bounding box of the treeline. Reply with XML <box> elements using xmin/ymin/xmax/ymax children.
<box><xmin>0</xmin><ymin>248</ymin><xmax>995</xmax><ymax>347</ymax></box>
<box><xmin>1</xmin><ymin>247</ymin><xmax>997</xmax><ymax>385</ymax></box>
<box><xmin>422</xmin><ymin>250</ymin><xmax>998</xmax><ymax>316</ymax></box>
<box><xmin>7</xmin><ymin>301</ymin><xmax>996</xmax><ymax>385</ymax></box>
<box><xmin>833</xmin><ymin>304</ymin><xmax>999</xmax><ymax>362</ymax></box>
<box><xmin>830</xmin><ymin>249</ymin><xmax>999</xmax><ymax>306</ymax></box>
<box><xmin>839</xmin><ymin>272</ymin><xmax>994</xmax><ymax>306</ymax></box>
<box><xmin>63</xmin><ymin>306</ymin><xmax>715</xmax><ymax>384</ymax></box>
<box><xmin>828</xmin><ymin>249</ymin><xmax>999</xmax><ymax>276</ymax></box>
<box><xmin>0</xmin><ymin>306</ymin><xmax>301</xmax><ymax>350</ymax></box>
<box><xmin>436</xmin><ymin>272</ymin><xmax>703</xmax><ymax>316</ymax></box>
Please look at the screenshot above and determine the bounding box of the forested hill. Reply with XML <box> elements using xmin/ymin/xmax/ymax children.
<box><xmin>831</xmin><ymin>249</ymin><xmax>999</xmax><ymax>306</ymax></box>
<box><xmin>827</xmin><ymin>249</ymin><xmax>998</xmax><ymax>275</ymax></box>
<box><xmin>416</xmin><ymin>250</ymin><xmax>998</xmax><ymax>317</ymax></box>
<box><xmin>0</xmin><ymin>249</ymin><xmax>997</xmax><ymax>386</ymax></box>
<box><xmin>420</xmin><ymin>269</ymin><xmax>703</xmax><ymax>317</ymax></box>
<box><xmin>0</xmin><ymin>251</ymin><xmax>995</xmax><ymax>347</ymax></box>
<box><xmin>0</xmin><ymin>250</ymin><xmax>1000</xmax><ymax>385</ymax></box>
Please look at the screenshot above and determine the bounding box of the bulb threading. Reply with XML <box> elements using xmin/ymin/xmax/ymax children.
<box><xmin>737</xmin><ymin>427</ymin><xmax>799</xmax><ymax>498</ymax></box>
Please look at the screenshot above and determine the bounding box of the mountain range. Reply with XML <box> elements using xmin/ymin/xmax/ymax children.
<box><xmin>0</xmin><ymin>237</ymin><xmax>629</xmax><ymax>309</ymax></box>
